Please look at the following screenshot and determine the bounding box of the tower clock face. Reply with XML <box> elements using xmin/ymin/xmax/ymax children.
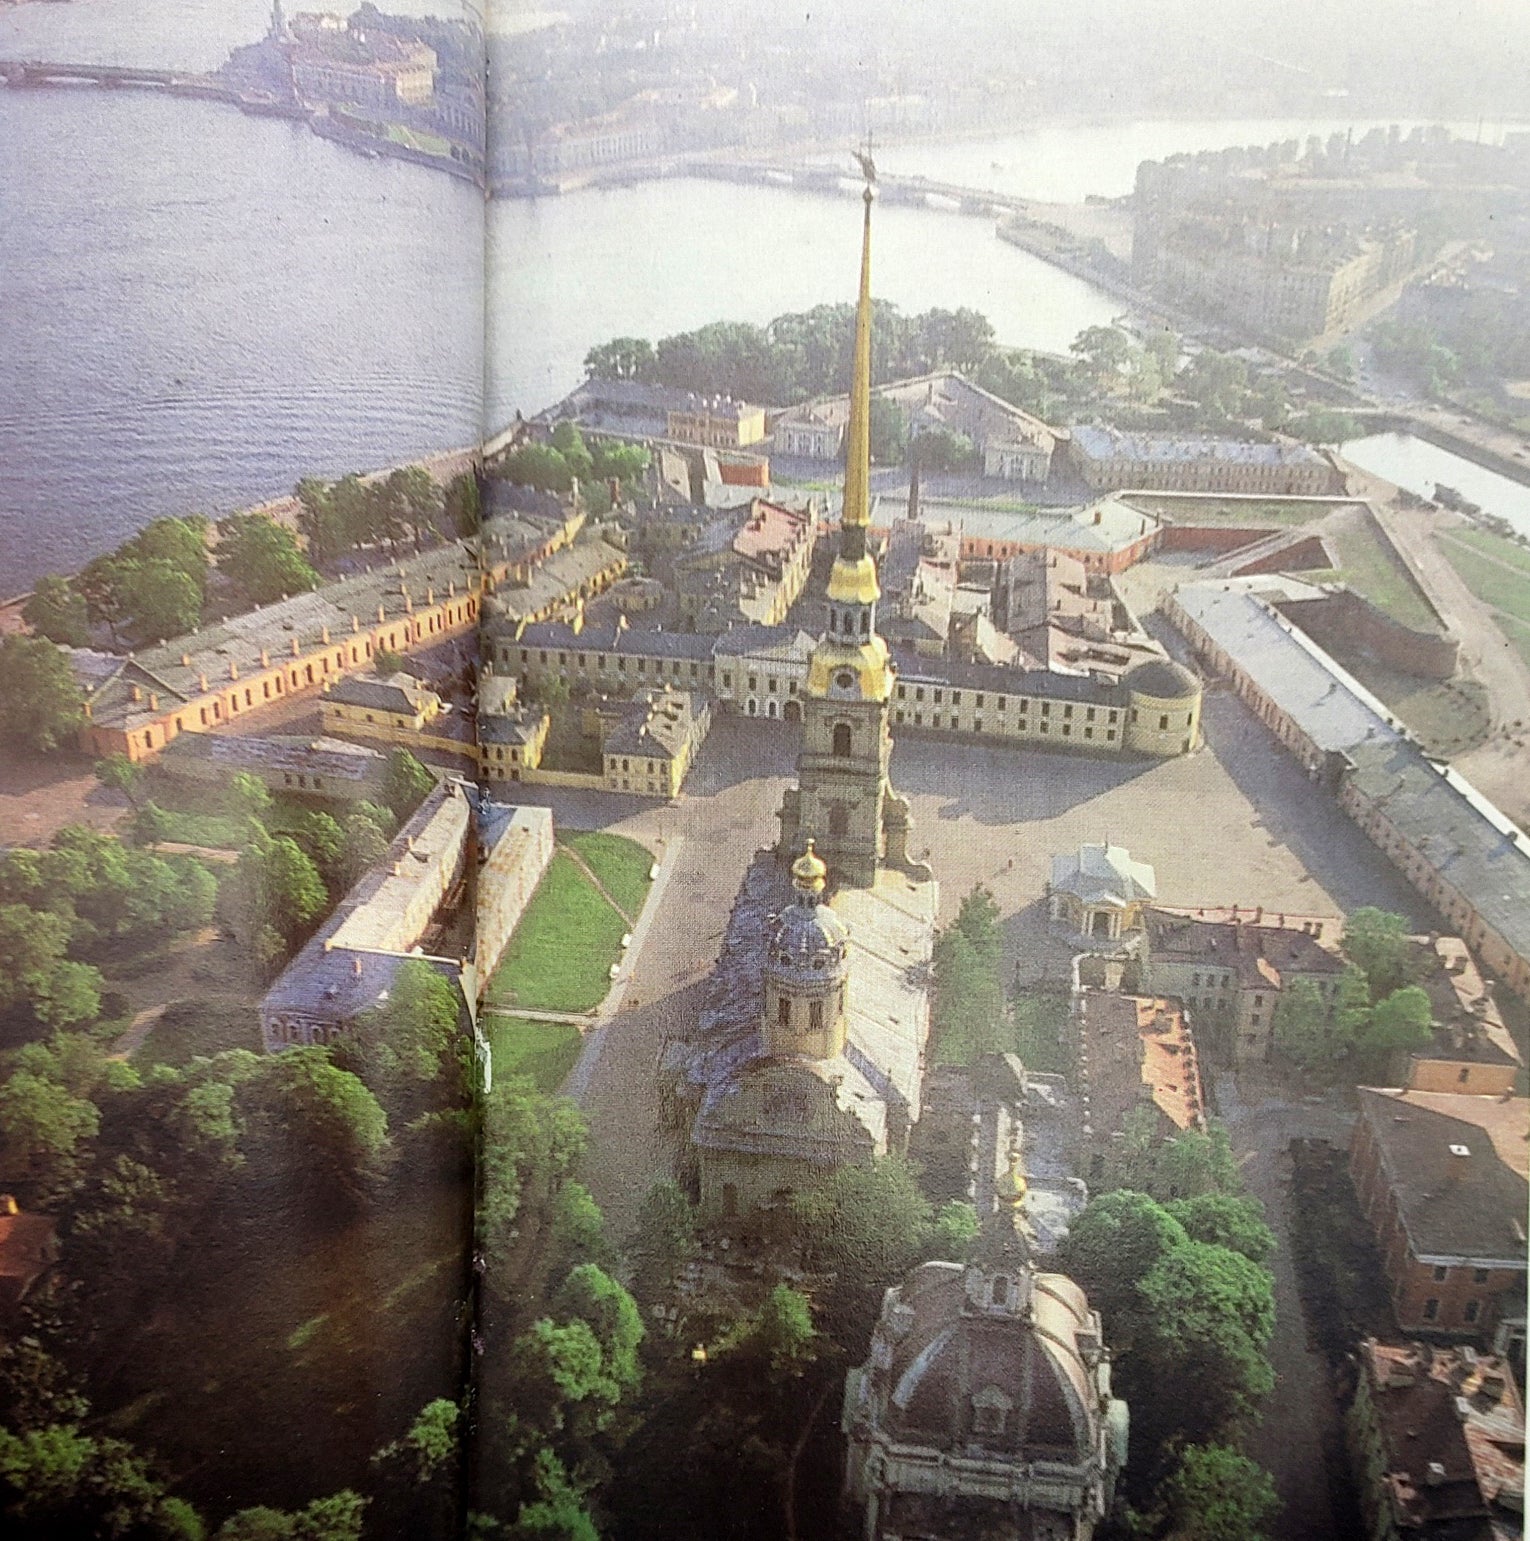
<box><xmin>835</xmin><ymin>670</ymin><xmax>856</xmax><ymax>691</ymax></box>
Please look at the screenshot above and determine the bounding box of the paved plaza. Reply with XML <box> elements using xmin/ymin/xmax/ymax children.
<box><xmin>506</xmin><ymin>685</ymin><xmax>1427</xmax><ymax>1238</ymax></box>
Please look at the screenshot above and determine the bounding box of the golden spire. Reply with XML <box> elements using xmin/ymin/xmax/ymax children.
<box><xmin>842</xmin><ymin>184</ymin><xmax>874</xmax><ymax>534</ymax></box>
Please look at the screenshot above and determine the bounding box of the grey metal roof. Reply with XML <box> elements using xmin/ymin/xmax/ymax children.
<box><xmin>1071</xmin><ymin>424</ymin><xmax>1327</xmax><ymax>468</ymax></box>
<box><xmin>1345</xmin><ymin>739</ymin><xmax>1530</xmax><ymax>964</ymax></box>
<box><xmin>1173</xmin><ymin>581</ymin><xmax>1401</xmax><ymax>754</ymax></box>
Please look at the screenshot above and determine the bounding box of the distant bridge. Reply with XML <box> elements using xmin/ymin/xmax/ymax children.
<box><xmin>683</xmin><ymin>159</ymin><xmax>1039</xmax><ymax>220</ymax></box>
<box><xmin>0</xmin><ymin>59</ymin><xmax>244</xmax><ymax>103</ymax></box>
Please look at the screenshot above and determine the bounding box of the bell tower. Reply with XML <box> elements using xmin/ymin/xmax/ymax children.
<box><xmin>778</xmin><ymin>165</ymin><xmax>915</xmax><ymax>888</ymax></box>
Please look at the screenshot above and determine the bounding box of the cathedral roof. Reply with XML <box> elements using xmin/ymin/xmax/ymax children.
<box><xmin>870</xmin><ymin>1260</ymin><xmax>1103</xmax><ymax>1461</ymax></box>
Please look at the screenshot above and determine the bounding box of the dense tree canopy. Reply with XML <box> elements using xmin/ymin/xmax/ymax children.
<box><xmin>217</xmin><ymin>513</ymin><xmax>320</xmax><ymax>605</ymax></box>
<box><xmin>21</xmin><ymin>576</ymin><xmax>90</xmax><ymax>648</ymax></box>
<box><xmin>0</xmin><ymin>636</ymin><xmax>84</xmax><ymax>755</ymax></box>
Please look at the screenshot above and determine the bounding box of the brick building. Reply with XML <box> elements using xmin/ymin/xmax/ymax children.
<box><xmin>1350</xmin><ymin>1088</ymin><xmax>1529</xmax><ymax>1345</ymax></box>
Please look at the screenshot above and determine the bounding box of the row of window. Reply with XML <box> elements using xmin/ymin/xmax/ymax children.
<box><xmin>892</xmin><ymin>708</ymin><xmax>1119</xmax><ymax>742</ymax></box>
<box><xmin>894</xmin><ymin>682</ymin><xmax>1120</xmax><ymax>722</ymax></box>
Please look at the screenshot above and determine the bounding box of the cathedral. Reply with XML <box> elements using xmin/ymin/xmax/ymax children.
<box><xmin>665</xmin><ymin>177</ymin><xmax>938</xmax><ymax>1218</ymax></box>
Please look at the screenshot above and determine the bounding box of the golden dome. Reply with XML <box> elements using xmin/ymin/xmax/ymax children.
<box><xmin>791</xmin><ymin>838</ymin><xmax>829</xmax><ymax>894</ymax></box>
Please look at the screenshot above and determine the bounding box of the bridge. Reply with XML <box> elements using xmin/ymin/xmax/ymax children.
<box><xmin>0</xmin><ymin>58</ymin><xmax>246</xmax><ymax>104</ymax></box>
<box><xmin>682</xmin><ymin>158</ymin><xmax>1037</xmax><ymax>220</ymax></box>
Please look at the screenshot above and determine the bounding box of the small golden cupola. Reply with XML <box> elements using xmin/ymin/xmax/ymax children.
<box><xmin>761</xmin><ymin>840</ymin><xmax>851</xmax><ymax>1059</ymax></box>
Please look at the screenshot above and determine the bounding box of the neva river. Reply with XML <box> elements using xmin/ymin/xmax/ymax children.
<box><xmin>1</xmin><ymin>0</ymin><xmax>1525</xmax><ymax>585</ymax></box>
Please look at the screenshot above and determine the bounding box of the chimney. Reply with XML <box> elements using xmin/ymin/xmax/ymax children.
<box><xmin>378</xmin><ymin>604</ymin><xmax>386</xmax><ymax>623</ymax></box>
<box><xmin>290</xmin><ymin>637</ymin><xmax>300</xmax><ymax>657</ymax></box>
<box><xmin>181</xmin><ymin>652</ymin><xmax>191</xmax><ymax>668</ymax></box>
<box><xmin>130</xmin><ymin>684</ymin><xmax>142</xmax><ymax>703</ymax></box>
<box><xmin>321</xmin><ymin>625</ymin><xmax>330</xmax><ymax>645</ymax></box>
<box><xmin>0</xmin><ymin>1195</ymin><xmax>17</xmax><ymax>1216</ymax></box>
<box><xmin>198</xmin><ymin>672</ymin><xmax>209</xmax><ymax>692</ymax></box>
<box><xmin>1447</xmin><ymin>1142</ymin><xmax>1471</xmax><ymax>1178</ymax></box>
<box><xmin>1425</xmin><ymin>1461</ymin><xmax>1447</xmax><ymax>1486</ymax></box>
<box><xmin>229</xmin><ymin>660</ymin><xmax>239</xmax><ymax>680</ymax></box>
<box><xmin>260</xmin><ymin>647</ymin><xmax>270</xmax><ymax>668</ymax></box>
<box><xmin>352</xmin><ymin>614</ymin><xmax>360</xmax><ymax>632</ymax></box>
<box><xmin>352</xmin><ymin>956</ymin><xmax>363</xmax><ymax>978</ymax></box>
<box><xmin>149</xmin><ymin>692</ymin><xmax>159</xmax><ymax>712</ymax></box>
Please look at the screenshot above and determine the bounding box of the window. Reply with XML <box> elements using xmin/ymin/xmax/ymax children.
<box><xmin>1474</xmin><ymin>1267</ymin><xmax>1491</xmax><ymax>1284</ymax></box>
<box><xmin>809</xmin><ymin>1000</ymin><xmax>824</xmax><ymax>1032</ymax></box>
<box><xmin>1464</xmin><ymin>1299</ymin><xmax>1481</xmax><ymax>1323</ymax></box>
<box><xmin>777</xmin><ymin>997</ymin><xmax>791</xmax><ymax>1029</ymax></box>
<box><xmin>832</xmin><ymin>723</ymin><xmax>852</xmax><ymax>757</ymax></box>
<box><xmin>1433</xmin><ymin>1265</ymin><xmax>1449</xmax><ymax>1282</ymax></box>
<box><xmin>1423</xmin><ymin>1298</ymin><xmax>1440</xmax><ymax>1321</ymax></box>
<box><xmin>1159</xmin><ymin>713</ymin><xmax>1169</xmax><ymax>730</ymax></box>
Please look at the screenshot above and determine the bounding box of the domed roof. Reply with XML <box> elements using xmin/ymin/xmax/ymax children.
<box><xmin>767</xmin><ymin>892</ymin><xmax>849</xmax><ymax>976</ymax></box>
<box><xmin>768</xmin><ymin>845</ymin><xmax>849</xmax><ymax>978</ymax></box>
<box><xmin>876</xmin><ymin>1264</ymin><xmax>1099</xmax><ymax>1461</ymax></box>
<box><xmin>1124</xmin><ymin>657</ymin><xmax>1200</xmax><ymax>700</ymax></box>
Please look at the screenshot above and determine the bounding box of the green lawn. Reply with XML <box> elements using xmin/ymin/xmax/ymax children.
<box><xmin>1318</xmin><ymin>522</ymin><xmax>1439</xmax><ymax>632</ymax></box>
<box><xmin>1438</xmin><ymin>532</ymin><xmax>1530</xmax><ymax>623</ymax></box>
<box><xmin>486</xmin><ymin>851</ymin><xmax>627</xmax><ymax>1013</ymax></box>
<box><xmin>132</xmin><ymin>1000</ymin><xmax>262</xmax><ymax>1067</ymax></box>
<box><xmin>1012</xmin><ymin>992</ymin><xmax>1071</xmax><ymax>1076</ymax></box>
<box><xmin>1491</xmin><ymin>611</ymin><xmax>1530</xmax><ymax>670</ymax></box>
<box><xmin>561</xmin><ymin>830</ymin><xmax>653</xmax><ymax>921</ymax></box>
<box><xmin>1122</xmin><ymin>494</ymin><xmax>1341</xmax><ymax>528</ymax></box>
<box><xmin>1447</xmin><ymin>526</ymin><xmax>1530</xmax><ymax>576</ymax></box>
<box><xmin>151</xmin><ymin>807</ymin><xmax>249</xmax><ymax>849</ymax></box>
<box><xmin>488</xmin><ymin>1016</ymin><xmax>583</xmax><ymax>1093</ymax></box>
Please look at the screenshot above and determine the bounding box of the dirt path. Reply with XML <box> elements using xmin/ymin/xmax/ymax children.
<box><xmin>111</xmin><ymin>1004</ymin><xmax>168</xmax><ymax>1061</ymax></box>
<box><xmin>557</xmin><ymin>840</ymin><xmax>636</xmax><ymax>928</ymax></box>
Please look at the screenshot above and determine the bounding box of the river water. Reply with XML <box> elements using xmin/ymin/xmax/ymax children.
<box><xmin>1340</xmin><ymin>432</ymin><xmax>1530</xmax><ymax>540</ymax></box>
<box><xmin>1</xmin><ymin>0</ymin><xmax>1525</xmax><ymax>585</ymax></box>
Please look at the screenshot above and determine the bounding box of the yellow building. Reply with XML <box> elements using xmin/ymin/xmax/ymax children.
<box><xmin>666</xmin><ymin>396</ymin><xmax>768</xmax><ymax>448</ymax></box>
<box><xmin>600</xmin><ymin>687</ymin><xmax>710</xmax><ymax>798</ymax></box>
<box><xmin>320</xmin><ymin>672</ymin><xmax>448</xmax><ymax>745</ymax></box>
<box><xmin>1121</xmin><ymin>658</ymin><xmax>1202</xmax><ymax>756</ymax></box>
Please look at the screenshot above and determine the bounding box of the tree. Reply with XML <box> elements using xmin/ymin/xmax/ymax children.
<box><xmin>550</xmin><ymin>423</ymin><xmax>594</xmax><ymax>484</ymax></box>
<box><xmin>217</xmin><ymin>513</ymin><xmax>320</xmax><ymax>606</ymax></box>
<box><xmin>0</xmin><ymin>636</ymin><xmax>84</xmax><ymax>754</ymax></box>
<box><xmin>1355</xmin><ymin>985</ymin><xmax>1433</xmax><ymax>1074</ymax></box>
<box><xmin>296</xmin><ymin>478</ymin><xmax>345</xmax><ymax>566</ymax></box>
<box><xmin>588</xmin><ymin>441</ymin><xmax>649</xmax><ymax>490</ymax></box>
<box><xmin>119</xmin><ymin>557</ymin><xmax>202</xmax><ymax>643</ymax></box>
<box><xmin>244</xmin><ymin>1047</ymin><xmax>389</xmax><ymax>1201</ymax></box>
<box><xmin>1056</xmin><ymin>1190</ymin><xmax>1189</xmax><ymax>1324</ymax></box>
<box><xmin>792</xmin><ymin>1156</ymin><xmax>933</xmax><ymax>1298</ymax></box>
<box><xmin>1285</xmin><ymin>410</ymin><xmax>1360</xmax><ymax>445</ymax></box>
<box><xmin>354</xmin><ymin>958</ymin><xmax>463</xmax><ymax>1087</ymax></box>
<box><xmin>443</xmin><ymin>471</ymin><xmax>481</xmax><ymax>538</ymax></box>
<box><xmin>1272</xmin><ymin>976</ymin><xmax>1350</xmax><ymax>1073</ymax></box>
<box><xmin>338</xmin><ymin>808</ymin><xmax>392</xmax><ymax>888</ymax></box>
<box><xmin>1133</xmin><ymin>1240</ymin><xmax>1276</xmax><ymax>1441</ymax></box>
<box><xmin>1342</xmin><ymin>907</ymin><xmax>1413</xmax><ymax>997</ymax></box>
<box><xmin>228</xmin><ymin>770</ymin><xmax>274</xmax><ymax>828</ymax></box>
<box><xmin>0</xmin><ymin>1424</ymin><xmax>201</xmax><ymax>1540</ymax></box>
<box><xmin>128</xmin><ymin>515</ymin><xmax>211</xmax><ymax>598</ymax></box>
<box><xmin>1070</xmin><ymin>324</ymin><xmax>1134</xmax><ymax>387</ymax></box>
<box><xmin>0</xmin><ymin>1070</ymin><xmax>100</xmax><ymax>1194</ymax></box>
<box><xmin>1160</xmin><ymin>1444</ymin><xmax>1279</xmax><ymax>1541</ymax></box>
<box><xmin>498</xmin><ymin>445</ymin><xmax>574</xmax><ymax>494</ymax></box>
<box><xmin>584</xmin><ymin>336</ymin><xmax>655</xmax><ymax>380</ymax></box>
<box><xmin>1164</xmin><ymin>1192</ymin><xmax>1275</xmax><ymax>1264</ymax></box>
<box><xmin>1144</xmin><ymin>327</ymin><xmax>1181</xmax><ymax>378</ymax></box>
<box><xmin>385</xmin><ymin>466</ymin><xmax>445</xmax><ymax>551</ymax></box>
<box><xmin>383</xmin><ymin>748</ymin><xmax>436</xmax><ymax>821</ymax></box>
<box><xmin>76</xmin><ymin>555</ymin><xmax>131</xmax><ymax>645</ymax></box>
<box><xmin>372</xmin><ymin>1399</ymin><xmax>462</xmax><ymax>1487</ymax></box>
<box><xmin>867</xmin><ymin>394</ymin><xmax>907</xmax><ymax>465</ymax></box>
<box><xmin>628</xmin><ymin>1179</ymin><xmax>698</xmax><ymax>1306</ymax></box>
<box><xmin>217</xmin><ymin>1492</ymin><xmax>368</xmax><ymax>1541</ymax></box>
<box><xmin>94</xmin><ymin>753</ymin><xmax>145</xmax><ymax>808</ymax></box>
<box><xmin>928</xmin><ymin>1199</ymin><xmax>980</xmax><ymax>1261</ymax></box>
<box><xmin>22</xmin><ymin>576</ymin><xmax>90</xmax><ymax>647</ymax></box>
<box><xmin>234</xmin><ymin>830</ymin><xmax>328</xmax><ymax>952</ymax></box>
<box><xmin>1178</xmin><ymin>350</ymin><xmax>1249</xmax><ymax>420</ymax></box>
<box><xmin>555</xmin><ymin>1263</ymin><xmax>645</xmax><ymax>1399</ymax></box>
<box><xmin>742</xmin><ymin>1285</ymin><xmax>817</xmax><ymax>1378</ymax></box>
